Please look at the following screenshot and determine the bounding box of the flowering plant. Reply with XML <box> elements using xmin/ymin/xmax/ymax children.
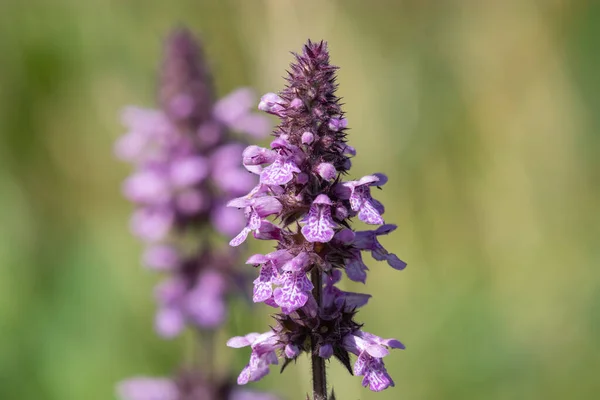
<box><xmin>115</xmin><ymin>28</ymin><xmax>277</xmax><ymax>400</ymax></box>
<box><xmin>227</xmin><ymin>40</ymin><xmax>406</xmax><ymax>398</ymax></box>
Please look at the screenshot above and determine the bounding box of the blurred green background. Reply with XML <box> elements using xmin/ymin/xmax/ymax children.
<box><xmin>1</xmin><ymin>0</ymin><xmax>599</xmax><ymax>399</ymax></box>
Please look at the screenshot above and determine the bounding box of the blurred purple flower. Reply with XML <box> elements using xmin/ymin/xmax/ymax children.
<box><xmin>116</xmin><ymin>28</ymin><xmax>271</xmax><ymax>336</ymax></box>
<box><xmin>116</xmin><ymin>28</ymin><xmax>278</xmax><ymax>400</ymax></box>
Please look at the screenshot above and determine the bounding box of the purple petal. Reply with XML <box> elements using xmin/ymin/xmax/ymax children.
<box><xmin>356</xmin><ymin>175</ymin><xmax>380</xmax><ymax>186</ymax></box>
<box><xmin>246</xmin><ymin>253</ymin><xmax>270</xmax><ymax>265</ymax></box>
<box><xmin>316</xmin><ymin>162</ymin><xmax>337</xmax><ymax>180</ymax></box>
<box><xmin>260</xmin><ymin>158</ymin><xmax>300</xmax><ymax>185</ymax></box>
<box><xmin>117</xmin><ymin>377</ymin><xmax>178</xmax><ymax>400</ymax></box>
<box><xmin>229</xmin><ymin>389</ymin><xmax>280</xmax><ymax>400</ymax></box>
<box><xmin>186</xmin><ymin>289</ymin><xmax>226</xmax><ymax>328</ymax></box>
<box><xmin>356</xmin><ymin>354</ymin><xmax>395</xmax><ymax>392</ymax></box>
<box><xmin>319</xmin><ymin>344</ymin><xmax>334</xmax><ymax>359</ymax></box>
<box><xmin>328</xmin><ymin>117</ymin><xmax>348</xmax><ymax>131</ymax></box>
<box><xmin>253</xmin><ymin>220</ymin><xmax>281</xmax><ymax>241</ymax></box>
<box><xmin>281</xmin><ymin>252</ymin><xmax>311</xmax><ymax>272</ymax></box>
<box><xmin>301</xmin><ymin>202</ymin><xmax>336</xmax><ymax>243</ymax></box>
<box><xmin>197</xmin><ymin>120</ymin><xmax>223</xmax><ymax>147</ymax></box>
<box><xmin>230</xmin><ymin>113</ymin><xmax>272</xmax><ymax>138</ymax></box>
<box><xmin>345</xmin><ymin>251</ymin><xmax>368</xmax><ymax>283</ymax></box>
<box><xmin>301</xmin><ymin>131</ymin><xmax>314</xmax><ymax>144</ymax></box>
<box><xmin>342</xmin><ymin>292</ymin><xmax>371</xmax><ymax>310</ymax></box>
<box><xmin>252</xmin><ymin>196</ymin><xmax>282</xmax><ymax>217</ymax></box>
<box><xmin>356</xmin><ymin>331</ymin><xmax>406</xmax><ymax>350</ymax></box>
<box><xmin>114</xmin><ymin>131</ymin><xmax>148</xmax><ymax>162</ymax></box>
<box><xmin>266</xmin><ymin>249</ymin><xmax>295</xmax><ymax>267</ymax></box>
<box><xmin>230</xmin><ymin>210</ymin><xmax>261</xmax><ymax>247</ymax></box>
<box><xmin>210</xmin><ymin>204</ymin><xmax>246</xmax><ymax>237</ymax></box>
<box><xmin>175</xmin><ymin>190</ymin><xmax>208</xmax><ymax>215</ymax></box>
<box><xmin>386</xmin><ymin>253</ymin><xmax>407</xmax><ymax>270</ymax></box>
<box><xmin>154</xmin><ymin>307</ymin><xmax>184</xmax><ymax>338</ymax></box>
<box><xmin>253</xmin><ymin>264</ymin><xmax>275</xmax><ymax>303</ymax></box>
<box><xmin>371</xmin><ymin>173</ymin><xmax>388</xmax><ymax>186</ymax></box>
<box><xmin>227</xmin><ymin>333</ymin><xmax>261</xmax><ymax>348</ymax></box>
<box><xmin>243</xmin><ymin>145</ymin><xmax>277</xmax><ymax>167</ymax></box>
<box><xmin>169</xmin><ymin>156</ymin><xmax>208</xmax><ymax>187</ymax></box>
<box><xmin>229</xmin><ymin>227</ymin><xmax>252</xmax><ymax>247</ymax></box>
<box><xmin>258</xmin><ymin>92</ymin><xmax>285</xmax><ymax>115</ymax></box>
<box><xmin>123</xmin><ymin>170</ymin><xmax>170</xmax><ymax>205</ymax></box>
<box><xmin>285</xmin><ymin>344</ymin><xmax>300</xmax><ymax>358</ymax></box>
<box><xmin>142</xmin><ymin>245</ymin><xmax>180</xmax><ymax>271</ymax></box>
<box><xmin>213</xmin><ymin>87</ymin><xmax>255</xmax><ymax>125</ymax></box>
<box><xmin>313</xmin><ymin>194</ymin><xmax>333</xmax><ymax>205</ymax></box>
<box><xmin>130</xmin><ymin>208</ymin><xmax>173</xmax><ymax>242</ymax></box>
<box><xmin>357</xmin><ymin>198</ymin><xmax>385</xmax><ymax>225</ymax></box>
<box><xmin>366</xmin><ymin>344</ymin><xmax>389</xmax><ymax>358</ymax></box>
<box><xmin>375</xmin><ymin>224</ymin><xmax>397</xmax><ymax>235</ymax></box>
<box><xmin>334</xmin><ymin>228</ymin><xmax>355</xmax><ymax>244</ymax></box>
<box><xmin>273</xmin><ymin>272</ymin><xmax>313</xmax><ymax>313</ymax></box>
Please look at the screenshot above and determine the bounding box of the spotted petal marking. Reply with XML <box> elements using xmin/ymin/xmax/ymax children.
<box><xmin>260</xmin><ymin>157</ymin><xmax>300</xmax><ymax>185</ymax></box>
<box><xmin>301</xmin><ymin>203</ymin><xmax>335</xmax><ymax>243</ymax></box>
<box><xmin>229</xmin><ymin>209</ymin><xmax>262</xmax><ymax>247</ymax></box>
<box><xmin>350</xmin><ymin>185</ymin><xmax>384</xmax><ymax>225</ymax></box>
<box><xmin>253</xmin><ymin>263</ymin><xmax>276</xmax><ymax>303</ymax></box>
<box><xmin>273</xmin><ymin>272</ymin><xmax>313</xmax><ymax>313</ymax></box>
<box><xmin>355</xmin><ymin>353</ymin><xmax>395</xmax><ymax>392</ymax></box>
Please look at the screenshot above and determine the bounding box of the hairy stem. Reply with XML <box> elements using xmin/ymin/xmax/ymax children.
<box><xmin>310</xmin><ymin>267</ymin><xmax>327</xmax><ymax>400</ymax></box>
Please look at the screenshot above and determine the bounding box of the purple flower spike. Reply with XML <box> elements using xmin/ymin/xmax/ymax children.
<box><xmin>115</xmin><ymin>27</ymin><xmax>279</xmax><ymax>400</ymax></box>
<box><xmin>301</xmin><ymin>194</ymin><xmax>336</xmax><ymax>243</ymax></box>
<box><xmin>226</xmin><ymin>40</ymin><xmax>406</xmax><ymax>392</ymax></box>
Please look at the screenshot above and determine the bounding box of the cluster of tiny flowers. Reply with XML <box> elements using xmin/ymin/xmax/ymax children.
<box><xmin>115</xmin><ymin>29</ymin><xmax>276</xmax><ymax>400</ymax></box>
<box><xmin>226</xmin><ymin>41</ymin><xmax>406</xmax><ymax>392</ymax></box>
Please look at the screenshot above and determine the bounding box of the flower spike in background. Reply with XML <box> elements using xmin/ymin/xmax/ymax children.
<box><xmin>115</xmin><ymin>27</ymin><xmax>277</xmax><ymax>400</ymax></box>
